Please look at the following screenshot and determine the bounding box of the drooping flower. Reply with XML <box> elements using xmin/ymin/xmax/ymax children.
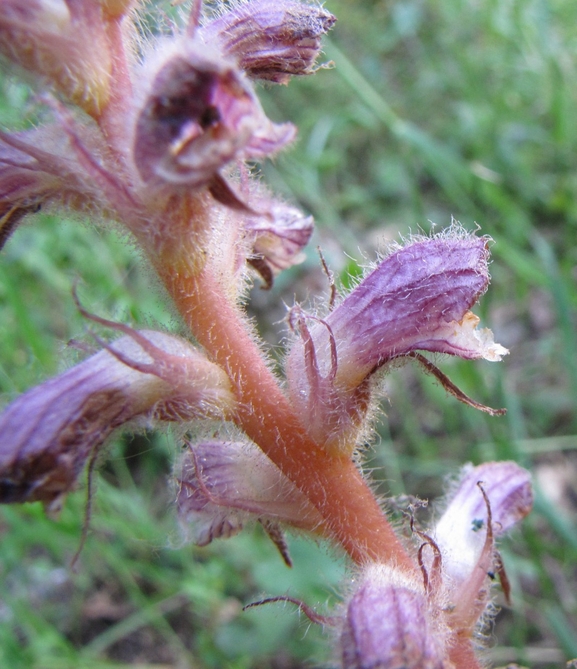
<box><xmin>286</xmin><ymin>228</ymin><xmax>508</xmax><ymax>454</ymax></box>
<box><xmin>0</xmin><ymin>328</ymin><xmax>235</xmax><ymax>513</ymax></box>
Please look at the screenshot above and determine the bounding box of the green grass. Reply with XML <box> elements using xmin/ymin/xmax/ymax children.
<box><xmin>1</xmin><ymin>0</ymin><xmax>577</xmax><ymax>667</ymax></box>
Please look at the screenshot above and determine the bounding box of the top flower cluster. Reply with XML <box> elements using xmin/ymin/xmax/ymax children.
<box><xmin>0</xmin><ymin>0</ymin><xmax>334</xmax><ymax>273</ymax></box>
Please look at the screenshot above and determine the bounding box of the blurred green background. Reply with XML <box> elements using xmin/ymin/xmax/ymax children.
<box><xmin>1</xmin><ymin>0</ymin><xmax>577</xmax><ymax>667</ymax></box>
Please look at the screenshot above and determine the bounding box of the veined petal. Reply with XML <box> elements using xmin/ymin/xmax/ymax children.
<box><xmin>286</xmin><ymin>230</ymin><xmax>506</xmax><ymax>453</ymax></box>
<box><xmin>133</xmin><ymin>40</ymin><xmax>294</xmax><ymax>190</ymax></box>
<box><xmin>245</xmin><ymin>201</ymin><xmax>314</xmax><ymax>287</ymax></box>
<box><xmin>341</xmin><ymin>564</ymin><xmax>448</xmax><ymax>669</ymax></box>
<box><xmin>432</xmin><ymin>461</ymin><xmax>533</xmax><ymax>586</ymax></box>
<box><xmin>202</xmin><ymin>0</ymin><xmax>336</xmax><ymax>84</ymax></box>
<box><xmin>177</xmin><ymin>439</ymin><xmax>322</xmax><ymax>546</ymax></box>
<box><xmin>0</xmin><ymin>330</ymin><xmax>235</xmax><ymax>511</ymax></box>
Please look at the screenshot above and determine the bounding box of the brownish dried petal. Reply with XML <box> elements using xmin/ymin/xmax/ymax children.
<box><xmin>0</xmin><ymin>330</ymin><xmax>234</xmax><ymax>511</ymax></box>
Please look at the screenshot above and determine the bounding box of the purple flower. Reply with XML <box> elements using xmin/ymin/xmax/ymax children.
<box><xmin>0</xmin><ymin>329</ymin><xmax>234</xmax><ymax>512</ymax></box>
<box><xmin>133</xmin><ymin>40</ymin><xmax>295</xmax><ymax>190</ymax></box>
<box><xmin>430</xmin><ymin>461</ymin><xmax>533</xmax><ymax>634</ymax></box>
<box><xmin>201</xmin><ymin>0</ymin><xmax>336</xmax><ymax>84</ymax></box>
<box><xmin>176</xmin><ymin>439</ymin><xmax>322</xmax><ymax>547</ymax></box>
<box><xmin>286</xmin><ymin>230</ymin><xmax>508</xmax><ymax>453</ymax></box>
<box><xmin>340</xmin><ymin>461</ymin><xmax>532</xmax><ymax>667</ymax></box>
<box><xmin>341</xmin><ymin>564</ymin><xmax>448</xmax><ymax>669</ymax></box>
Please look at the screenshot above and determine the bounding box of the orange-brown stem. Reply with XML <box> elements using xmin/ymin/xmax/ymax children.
<box><xmin>448</xmin><ymin>636</ymin><xmax>483</xmax><ymax>669</ymax></box>
<box><xmin>155</xmin><ymin>257</ymin><xmax>414</xmax><ymax>570</ymax></box>
<box><xmin>98</xmin><ymin>16</ymin><xmax>135</xmax><ymax>171</ymax></box>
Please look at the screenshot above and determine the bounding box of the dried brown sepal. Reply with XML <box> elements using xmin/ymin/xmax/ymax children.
<box><xmin>404</xmin><ymin>352</ymin><xmax>507</xmax><ymax>416</ymax></box>
<box><xmin>243</xmin><ymin>596</ymin><xmax>336</xmax><ymax>626</ymax></box>
<box><xmin>259</xmin><ymin>519</ymin><xmax>293</xmax><ymax>567</ymax></box>
<box><xmin>0</xmin><ymin>202</ymin><xmax>41</xmax><ymax>251</ymax></box>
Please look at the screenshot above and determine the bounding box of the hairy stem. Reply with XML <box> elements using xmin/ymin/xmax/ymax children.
<box><xmin>153</xmin><ymin>245</ymin><xmax>414</xmax><ymax>570</ymax></box>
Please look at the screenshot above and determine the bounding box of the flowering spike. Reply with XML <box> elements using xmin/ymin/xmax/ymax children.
<box><xmin>202</xmin><ymin>0</ymin><xmax>336</xmax><ymax>84</ymax></box>
<box><xmin>0</xmin><ymin>330</ymin><xmax>235</xmax><ymax>512</ymax></box>
<box><xmin>176</xmin><ymin>440</ymin><xmax>323</xmax><ymax>547</ymax></box>
<box><xmin>286</xmin><ymin>229</ymin><xmax>508</xmax><ymax>454</ymax></box>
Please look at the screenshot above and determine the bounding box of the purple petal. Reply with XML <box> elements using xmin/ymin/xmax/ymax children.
<box><xmin>433</xmin><ymin>461</ymin><xmax>533</xmax><ymax>585</ymax></box>
<box><xmin>341</xmin><ymin>564</ymin><xmax>447</xmax><ymax>669</ymax></box>
<box><xmin>177</xmin><ymin>440</ymin><xmax>322</xmax><ymax>546</ymax></box>
<box><xmin>133</xmin><ymin>41</ymin><xmax>294</xmax><ymax>189</ymax></box>
<box><xmin>0</xmin><ymin>330</ymin><xmax>234</xmax><ymax>511</ymax></box>
<box><xmin>245</xmin><ymin>202</ymin><xmax>314</xmax><ymax>286</ymax></box>
<box><xmin>286</xmin><ymin>231</ymin><xmax>507</xmax><ymax>452</ymax></box>
<box><xmin>201</xmin><ymin>0</ymin><xmax>336</xmax><ymax>84</ymax></box>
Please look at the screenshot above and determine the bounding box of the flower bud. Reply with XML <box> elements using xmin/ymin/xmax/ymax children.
<box><xmin>286</xmin><ymin>230</ymin><xmax>508</xmax><ymax>454</ymax></box>
<box><xmin>177</xmin><ymin>439</ymin><xmax>322</xmax><ymax>546</ymax></box>
<box><xmin>341</xmin><ymin>564</ymin><xmax>448</xmax><ymax>669</ymax></box>
<box><xmin>133</xmin><ymin>40</ymin><xmax>295</xmax><ymax>190</ymax></box>
<box><xmin>202</xmin><ymin>0</ymin><xmax>336</xmax><ymax>84</ymax></box>
<box><xmin>0</xmin><ymin>330</ymin><xmax>235</xmax><ymax>512</ymax></box>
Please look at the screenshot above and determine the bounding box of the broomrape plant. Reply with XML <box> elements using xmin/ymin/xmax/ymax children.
<box><xmin>0</xmin><ymin>1</ymin><xmax>533</xmax><ymax>667</ymax></box>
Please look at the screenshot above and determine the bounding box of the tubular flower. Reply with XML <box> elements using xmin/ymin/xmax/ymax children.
<box><xmin>201</xmin><ymin>0</ymin><xmax>337</xmax><ymax>84</ymax></box>
<box><xmin>339</xmin><ymin>461</ymin><xmax>532</xmax><ymax>667</ymax></box>
<box><xmin>431</xmin><ymin>461</ymin><xmax>533</xmax><ymax>635</ymax></box>
<box><xmin>133</xmin><ymin>39</ymin><xmax>295</xmax><ymax>192</ymax></box>
<box><xmin>286</xmin><ymin>229</ymin><xmax>508</xmax><ymax>454</ymax></box>
<box><xmin>0</xmin><ymin>329</ymin><xmax>235</xmax><ymax>512</ymax></box>
<box><xmin>176</xmin><ymin>439</ymin><xmax>323</xmax><ymax>547</ymax></box>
